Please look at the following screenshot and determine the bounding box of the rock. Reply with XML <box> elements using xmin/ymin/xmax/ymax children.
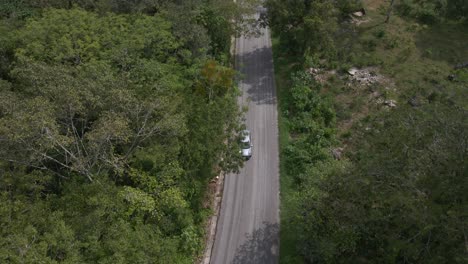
<box><xmin>332</xmin><ymin>147</ymin><xmax>344</xmax><ymax>160</ymax></box>
<box><xmin>352</xmin><ymin>11</ymin><xmax>364</xmax><ymax>17</ymax></box>
<box><xmin>384</xmin><ymin>99</ymin><xmax>397</xmax><ymax>107</ymax></box>
<box><xmin>348</xmin><ymin>68</ymin><xmax>359</xmax><ymax>76</ymax></box>
<box><xmin>347</xmin><ymin>67</ymin><xmax>383</xmax><ymax>86</ymax></box>
<box><xmin>308</xmin><ymin>67</ymin><xmax>320</xmax><ymax>75</ymax></box>
<box><xmin>454</xmin><ymin>62</ymin><xmax>468</xmax><ymax>69</ymax></box>
<box><xmin>351</xmin><ymin>8</ymin><xmax>366</xmax><ymax>18</ymax></box>
<box><xmin>371</xmin><ymin>91</ymin><xmax>381</xmax><ymax>98</ymax></box>
<box><xmin>408</xmin><ymin>97</ymin><xmax>420</xmax><ymax>107</ymax></box>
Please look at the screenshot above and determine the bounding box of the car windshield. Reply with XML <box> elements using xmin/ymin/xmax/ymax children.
<box><xmin>241</xmin><ymin>141</ymin><xmax>250</xmax><ymax>149</ymax></box>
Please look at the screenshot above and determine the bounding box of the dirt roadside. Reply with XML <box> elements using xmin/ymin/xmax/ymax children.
<box><xmin>198</xmin><ymin>33</ymin><xmax>237</xmax><ymax>264</ymax></box>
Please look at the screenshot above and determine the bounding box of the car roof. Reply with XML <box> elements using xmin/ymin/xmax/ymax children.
<box><xmin>241</xmin><ymin>130</ymin><xmax>250</xmax><ymax>142</ymax></box>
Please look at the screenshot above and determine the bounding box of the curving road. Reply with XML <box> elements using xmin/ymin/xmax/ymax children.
<box><xmin>210</xmin><ymin>9</ymin><xmax>280</xmax><ymax>264</ymax></box>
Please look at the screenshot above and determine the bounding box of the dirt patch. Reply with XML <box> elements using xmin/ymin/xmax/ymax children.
<box><xmin>202</xmin><ymin>176</ymin><xmax>219</xmax><ymax>209</ymax></box>
<box><xmin>307</xmin><ymin>67</ymin><xmax>337</xmax><ymax>84</ymax></box>
<box><xmin>350</xmin><ymin>16</ymin><xmax>371</xmax><ymax>26</ymax></box>
<box><xmin>365</xmin><ymin>0</ymin><xmax>386</xmax><ymax>11</ymax></box>
<box><xmin>332</xmin><ymin>66</ymin><xmax>399</xmax><ymax>136</ymax></box>
<box><xmin>199</xmin><ymin>172</ymin><xmax>225</xmax><ymax>264</ymax></box>
<box><xmin>347</xmin><ymin>67</ymin><xmax>393</xmax><ymax>87</ymax></box>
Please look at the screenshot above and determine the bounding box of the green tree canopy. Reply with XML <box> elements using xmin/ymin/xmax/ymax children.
<box><xmin>0</xmin><ymin>3</ymin><xmax>244</xmax><ymax>262</ymax></box>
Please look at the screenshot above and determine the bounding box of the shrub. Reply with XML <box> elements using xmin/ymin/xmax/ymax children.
<box><xmin>397</xmin><ymin>0</ymin><xmax>444</xmax><ymax>24</ymax></box>
<box><xmin>335</xmin><ymin>0</ymin><xmax>363</xmax><ymax>17</ymax></box>
<box><xmin>373</xmin><ymin>29</ymin><xmax>386</xmax><ymax>39</ymax></box>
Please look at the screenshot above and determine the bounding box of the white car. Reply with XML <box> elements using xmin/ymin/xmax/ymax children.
<box><xmin>240</xmin><ymin>130</ymin><xmax>253</xmax><ymax>159</ymax></box>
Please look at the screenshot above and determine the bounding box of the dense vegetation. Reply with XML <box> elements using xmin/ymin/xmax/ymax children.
<box><xmin>266</xmin><ymin>0</ymin><xmax>467</xmax><ymax>263</ymax></box>
<box><xmin>0</xmin><ymin>0</ymin><xmax>256</xmax><ymax>262</ymax></box>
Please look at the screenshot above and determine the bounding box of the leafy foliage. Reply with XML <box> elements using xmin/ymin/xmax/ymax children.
<box><xmin>283</xmin><ymin>71</ymin><xmax>335</xmax><ymax>187</ymax></box>
<box><xmin>398</xmin><ymin>0</ymin><xmax>468</xmax><ymax>24</ymax></box>
<box><xmin>266</xmin><ymin>0</ymin><xmax>359</xmax><ymax>58</ymax></box>
<box><xmin>296</xmin><ymin>104</ymin><xmax>467</xmax><ymax>263</ymax></box>
<box><xmin>268</xmin><ymin>0</ymin><xmax>467</xmax><ymax>263</ymax></box>
<box><xmin>0</xmin><ymin>1</ymin><xmax>247</xmax><ymax>262</ymax></box>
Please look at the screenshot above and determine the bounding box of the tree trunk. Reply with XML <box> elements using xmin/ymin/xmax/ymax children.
<box><xmin>385</xmin><ymin>0</ymin><xmax>396</xmax><ymax>23</ymax></box>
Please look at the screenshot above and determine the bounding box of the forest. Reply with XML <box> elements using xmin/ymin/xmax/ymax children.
<box><xmin>1</xmin><ymin>0</ymin><xmax>467</xmax><ymax>263</ymax></box>
<box><xmin>265</xmin><ymin>0</ymin><xmax>467</xmax><ymax>263</ymax></box>
<box><xmin>0</xmin><ymin>0</ymin><xmax>257</xmax><ymax>263</ymax></box>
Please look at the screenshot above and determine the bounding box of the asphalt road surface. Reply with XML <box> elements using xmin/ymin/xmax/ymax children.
<box><xmin>210</xmin><ymin>11</ymin><xmax>280</xmax><ymax>264</ymax></box>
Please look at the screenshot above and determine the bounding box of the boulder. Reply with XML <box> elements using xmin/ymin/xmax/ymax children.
<box><xmin>308</xmin><ymin>67</ymin><xmax>320</xmax><ymax>75</ymax></box>
<box><xmin>408</xmin><ymin>97</ymin><xmax>420</xmax><ymax>107</ymax></box>
<box><xmin>348</xmin><ymin>68</ymin><xmax>359</xmax><ymax>76</ymax></box>
<box><xmin>353</xmin><ymin>11</ymin><xmax>364</xmax><ymax>17</ymax></box>
<box><xmin>454</xmin><ymin>62</ymin><xmax>468</xmax><ymax>69</ymax></box>
<box><xmin>371</xmin><ymin>91</ymin><xmax>381</xmax><ymax>98</ymax></box>
<box><xmin>332</xmin><ymin>147</ymin><xmax>344</xmax><ymax>160</ymax></box>
<box><xmin>384</xmin><ymin>99</ymin><xmax>397</xmax><ymax>107</ymax></box>
<box><xmin>351</xmin><ymin>8</ymin><xmax>366</xmax><ymax>18</ymax></box>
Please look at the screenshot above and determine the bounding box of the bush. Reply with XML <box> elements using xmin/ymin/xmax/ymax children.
<box><xmin>418</xmin><ymin>7</ymin><xmax>441</xmax><ymax>24</ymax></box>
<box><xmin>0</xmin><ymin>0</ymin><xmax>36</xmax><ymax>19</ymax></box>
<box><xmin>335</xmin><ymin>0</ymin><xmax>363</xmax><ymax>17</ymax></box>
<box><xmin>296</xmin><ymin>104</ymin><xmax>468</xmax><ymax>263</ymax></box>
<box><xmin>397</xmin><ymin>0</ymin><xmax>444</xmax><ymax>24</ymax></box>
<box><xmin>373</xmin><ymin>29</ymin><xmax>386</xmax><ymax>39</ymax></box>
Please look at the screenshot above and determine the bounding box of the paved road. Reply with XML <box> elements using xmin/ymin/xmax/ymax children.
<box><xmin>210</xmin><ymin>10</ymin><xmax>280</xmax><ymax>264</ymax></box>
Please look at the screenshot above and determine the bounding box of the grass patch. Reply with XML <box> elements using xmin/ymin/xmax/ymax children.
<box><xmin>330</xmin><ymin>0</ymin><xmax>468</xmax><ymax>136</ymax></box>
<box><xmin>415</xmin><ymin>22</ymin><xmax>468</xmax><ymax>64</ymax></box>
<box><xmin>271</xmin><ymin>37</ymin><xmax>304</xmax><ymax>264</ymax></box>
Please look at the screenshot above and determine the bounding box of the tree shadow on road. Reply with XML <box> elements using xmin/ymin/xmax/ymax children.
<box><xmin>236</xmin><ymin>47</ymin><xmax>277</xmax><ymax>106</ymax></box>
<box><xmin>232</xmin><ymin>222</ymin><xmax>279</xmax><ymax>264</ymax></box>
